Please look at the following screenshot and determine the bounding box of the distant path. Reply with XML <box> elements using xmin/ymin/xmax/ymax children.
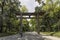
<box><xmin>41</xmin><ymin>33</ymin><xmax>60</xmax><ymax>40</ymax></box>
<box><xmin>42</xmin><ymin>35</ymin><xmax>60</xmax><ymax>40</ymax></box>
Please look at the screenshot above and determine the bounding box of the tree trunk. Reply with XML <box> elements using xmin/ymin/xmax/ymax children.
<box><xmin>0</xmin><ymin>17</ymin><xmax>3</xmax><ymax>33</ymax></box>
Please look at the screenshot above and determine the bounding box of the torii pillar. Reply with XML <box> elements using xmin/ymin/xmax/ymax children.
<box><xmin>36</xmin><ymin>13</ymin><xmax>40</xmax><ymax>34</ymax></box>
<box><xmin>19</xmin><ymin>13</ymin><xmax>23</xmax><ymax>37</ymax></box>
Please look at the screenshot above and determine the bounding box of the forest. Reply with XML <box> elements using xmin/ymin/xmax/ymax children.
<box><xmin>0</xmin><ymin>0</ymin><xmax>60</xmax><ymax>37</ymax></box>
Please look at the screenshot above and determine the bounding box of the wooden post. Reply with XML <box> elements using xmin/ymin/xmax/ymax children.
<box><xmin>36</xmin><ymin>13</ymin><xmax>40</xmax><ymax>34</ymax></box>
<box><xmin>20</xmin><ymin>13</ymin><xmax>23</xmax><ymax>37</ymax></box>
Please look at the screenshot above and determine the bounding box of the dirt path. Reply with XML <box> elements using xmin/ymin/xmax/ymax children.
<box><xmin>41</xmin><ymin>33</ymin><xmax>60</xmax><ymax>40</ymax></box>
<box><xmin>0</xmin><ymin>32</ymin><xmax>60</xmax><ymax>40</ymax></box>
<box><xmin>42</xmin><ymin>36</ymin><xmax>60</xmax><ymax>40</ymax></box>
<box><xmin>0</xmin><ymin>32</ymin><xmax>44</xmax><ymax>40</ymax></box>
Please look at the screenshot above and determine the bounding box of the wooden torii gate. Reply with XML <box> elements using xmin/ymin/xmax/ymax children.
<box><xmin>16</xmin><ymin>11</ymin><xmax>45</xmax><ymax>37</ymax></box>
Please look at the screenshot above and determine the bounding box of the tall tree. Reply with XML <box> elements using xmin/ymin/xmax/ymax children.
<box><xmin>0</xmin><ymin>0</ymin><xmax>21</xmax><ymax>33</ymax></box>
<box><xmin>31</xmin><ymin>0</ymin><xmax>60</xmax><ymax>32</ymax></box>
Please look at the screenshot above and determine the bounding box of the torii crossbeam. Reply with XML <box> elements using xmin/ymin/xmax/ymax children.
<box><xmin>16</xmin><ymin>12</ymin><xmax>45</xmax><ymax>19</ymax></box>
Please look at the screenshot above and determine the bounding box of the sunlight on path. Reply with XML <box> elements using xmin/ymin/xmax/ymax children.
<box><xmin>42</xmin><ymin>36</ymin><xmax>60</xmax><ymax>40</ymax></box>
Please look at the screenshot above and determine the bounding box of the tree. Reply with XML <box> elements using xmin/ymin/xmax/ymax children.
<box><xmin>41</xmin><ymin>0</ymin><xmax>60</xmax><ymax>32</ymax></box>
<box><xmin>20</xmin><ymin>5</ymin><xmax>28</xmax><ymax>13</ymax></box>
<box><xmin>0</xmin><ymin>0</ymin><xmax>21</xmax><ymax>33</ymax></box>
<box><xmin>22</xmin><ymin>19</ymin><xmax>30</xmax><ymax>32</ymax></box>
<box><xmin>31</xmin><ymin>0</ymin><xmax>60</xmax><ymax>32</ymax></box>
<box><xmin>30</xmin><ymin>19</ymin><xmax>36</xmax><ymax>31</ymax></box>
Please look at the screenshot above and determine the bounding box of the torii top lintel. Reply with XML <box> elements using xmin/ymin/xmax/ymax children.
<box><xmin>16</xmin><ymin>11</ymin><xmax>45</xmax><ymax>16</ymax></box>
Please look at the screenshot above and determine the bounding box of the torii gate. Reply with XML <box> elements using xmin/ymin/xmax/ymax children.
<box><xmin>16</xmin><ymin>11</ymin><xmax>45</xmax><ymax>37</ymax></box>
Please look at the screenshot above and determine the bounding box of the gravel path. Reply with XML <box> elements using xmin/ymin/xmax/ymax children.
<box><xmin>0</xmin><ymin>32</ymin><xmax>44</xmax><ymax>40</ymax></box>
<box><xmin>0</xmin><ymin>32</ymin><xmax>60</xmax><ymax>40</ymax></box>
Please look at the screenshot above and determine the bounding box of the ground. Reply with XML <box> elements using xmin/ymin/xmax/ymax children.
<box><xmin>42</xmin><ymin>36</ymin><xmax>60</xmax><ymax>40</ymax></box>
<box><xmin>0</xmin><ymin>32</ymin><xmax>60</xmax><ymax>40</ymax></box>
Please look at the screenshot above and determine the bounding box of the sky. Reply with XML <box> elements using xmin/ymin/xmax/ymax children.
<box><xmin>19</xmin><ymin>0</ymin><xmax>39</xmax><ymax>12</ymax></box>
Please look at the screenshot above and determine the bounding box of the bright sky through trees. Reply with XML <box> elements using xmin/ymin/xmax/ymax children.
<box><xmin>19</xmin><ymin>0</ymin><xmax>39</xmax><ymax>12</ymax></box>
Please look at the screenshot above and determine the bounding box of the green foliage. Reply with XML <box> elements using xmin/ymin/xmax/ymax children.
<box><xmin>30</xmin><ymin>19</ymin><xmax>36</xmax><ymax>31</ymax></box>
<box><xmin>0</xmin><ymin>0</ymin><xmax>60</xmax><ymax>36</ymax></box>
<box><xmin>41</xmin><ymin>32</ymin><xmax>60</xmax><ymax>37</ymax></box>
<box><xmin>22</xmin><ymin>19</ymin><xmax>30</xmax><ymax>32</ymax></box>
<box><xmin>30</xmin><ymin>0</ymin><xmax>60</xmax><ymax>32</ymax></box>
<box><xmin>0</xmin><ymin>0</ymin><xmax>20</xmax><ymax>33</ymax></box>
<box><xmin>35</xmin><ymin>0</ymin><xmax>41</xmax><ymax>4</ymax></box>
<box><xmin>20</xmin><ymin>5</ymin><xmax>28</xmax><ymax>13</ymax></box>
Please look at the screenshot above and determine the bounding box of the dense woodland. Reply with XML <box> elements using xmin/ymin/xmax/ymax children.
<box><xmin>0</xmin><ymin>0</ymin><xmax>60</xmax><ymax>34</ymax></box>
